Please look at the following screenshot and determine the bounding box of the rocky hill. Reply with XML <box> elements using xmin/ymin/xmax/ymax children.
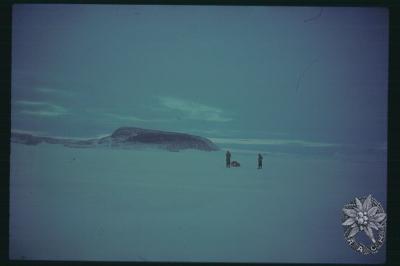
<box><xmin>11</xmin><ymin>127</ymin><xmax>219</xmax><ymax>152</ymax></box>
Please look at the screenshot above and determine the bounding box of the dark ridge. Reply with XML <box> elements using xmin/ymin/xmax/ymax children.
<box><xmin>11</xmin><ymin>127</ymin><xmax>219</xmax><ymax>152</ymax></box>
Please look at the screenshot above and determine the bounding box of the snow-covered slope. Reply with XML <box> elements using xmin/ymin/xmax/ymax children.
<box><xmin>9</xmin><ymin>143</ymin><xmax>386</xmax><ymax>263</ymax></box>
<box><xmin>10</xmin><ymin>127</ymin><xmax>219</xmax><ymax>152</ymax></box>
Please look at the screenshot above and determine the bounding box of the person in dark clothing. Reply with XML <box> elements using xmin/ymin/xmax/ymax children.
<box><xmin>226</xmin><ymin>150</ymin><xmax>231</xmax><ymax>168</ymax></box>
<box><xmin>257</xmin><ymin>153</ymin><xmax>263</xmax><ymax>169</ymax></box>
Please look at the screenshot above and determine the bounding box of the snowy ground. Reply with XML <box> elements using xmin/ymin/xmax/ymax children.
<box><xmin>9</xmin><ymin>143</ymin><xmax>386</xmax><ymax>263</ymax></box>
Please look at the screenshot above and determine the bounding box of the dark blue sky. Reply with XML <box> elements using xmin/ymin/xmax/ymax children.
<box><xmin>11</xmin><ymin>5</ymin><xmax>388</xmax><ymax>147</ymax></box>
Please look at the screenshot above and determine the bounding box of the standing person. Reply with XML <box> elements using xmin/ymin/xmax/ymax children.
<box><xmin>226</xmin><ymin>150</ymin><xmax>231</xmax><ymax>168</ymax></box>
<box><xmin>257</xmin><ymin>153</ymin><xmax>263</xmax><ymax>169</ymax></box>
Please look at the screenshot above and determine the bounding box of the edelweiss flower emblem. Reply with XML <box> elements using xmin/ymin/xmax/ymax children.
<box><xmin>342</xmin><ymin>195</ymin><xmax>386</xmax><ymax>255</ymax></box>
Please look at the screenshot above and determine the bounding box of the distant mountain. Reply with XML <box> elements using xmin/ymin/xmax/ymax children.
<box><xmin>11</xmin><ymin>127</ymin><xmax>219</xmax><ymax>152</ymax></box>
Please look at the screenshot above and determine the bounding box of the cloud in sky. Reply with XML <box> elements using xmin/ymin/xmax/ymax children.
<box><xmin>15</xmin><ymin>100</ymin><xmax>68</xmax><ymax>117</ymax></box>
<box><xmin>104</xmin><ymin>113</ymin><xmax>169</xmax><ymax>123</ymax></box>
<box><xmin>158</xmin><ymin>96</ymin><xmax>233</xmax><ymax>122</ymax></box>
<box><xmin>209</xmin><ymin>137</ymin><xmax>339</xmax><ymax>147</ymax></box>
<box><xmin>11</xmin><ymin>129</ymin><xmax>47</xmax><ymax>136</ymax></box>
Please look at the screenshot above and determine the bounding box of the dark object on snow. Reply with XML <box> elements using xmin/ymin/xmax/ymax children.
<box><xmin>226</xmin><ymin>150</ymin><xmax>231</xmax><ymax>168</ymax></box>
<box><xmin>257</xmin><ymin>153</ymin><xmax>263</xmax><ymax>169</ymax></box>
<box><xmin>231</xmin><ymin>160</ymin><xmax>240</xmax><ymax>167</ymax></box>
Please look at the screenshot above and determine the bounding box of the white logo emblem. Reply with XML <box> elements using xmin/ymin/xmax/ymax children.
<box><xmin>342</xmin><ymin>195</ymin><xmax>386</xmax><ymax>255</ymax></box>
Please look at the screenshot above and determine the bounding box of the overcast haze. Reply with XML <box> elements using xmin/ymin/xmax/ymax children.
<box><xmin>12</xmin><ymin>5</ymin><xmax>388</xmax><ymax>148</ymax></box>
<box><xmin>10</xmin><ymin>5</ymin><xmax>388</xmax><ymax>263</ymax></box>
